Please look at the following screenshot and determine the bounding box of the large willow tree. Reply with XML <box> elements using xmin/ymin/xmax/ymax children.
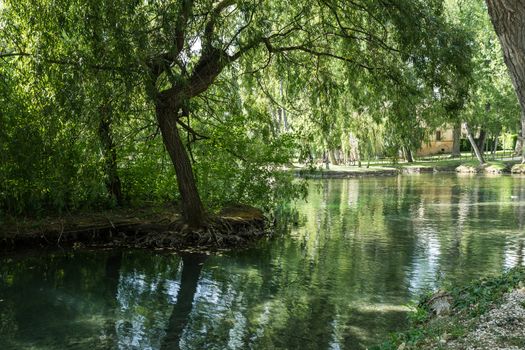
<box><xmin>1</xmin><ymin>0</ymin><xmax>472</xmax><ymax>226</ymax></box>
<box><xmin>486</xmin><ymin>0</ymin><xmax>525</xmax><ymax>162</ymax></box>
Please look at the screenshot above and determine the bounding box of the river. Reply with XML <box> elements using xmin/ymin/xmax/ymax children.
<box><xmin>1</xmin><ymin>175</ymin><xmax>524</xmax><ymax>349</ymax></box>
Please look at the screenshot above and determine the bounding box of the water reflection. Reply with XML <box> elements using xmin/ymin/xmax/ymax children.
<box><xmin>1</xmin><ymin>175</ymin><xmax>524</xmax><ymax>350</ymax></box>
<box><xmin>162</xmin><ymin>254</ymin><xmax>207</xmax><ymax>350</ymax></box>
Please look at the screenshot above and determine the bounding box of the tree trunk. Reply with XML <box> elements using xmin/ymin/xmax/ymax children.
<box><xmin>98</xmin><ymin>105</ymin><xmax>123</xmax><ymax>206</ymax></box>
<box><xmin>476</xmin><ymin>128</ymin><xmax>487</xmax><ymax>153</ymax></box>
<box><xmin>521</xmin><ymin>112</ymin><xmax>525</xmax><ymax>163</ymax></box>
<box><xmin>486</xmin><ymin>0</ymin><xmax>525</xmax><ymax>162</ymax></box>
<box><xmin>328</xmin><ymin>149</ymin><xmax>339</xmax><ymax>165</ymax></box>
<box><xmin>465</xmin><ymin>123</ymin><xmax>485</xmax><ymax>164</ymax></box>
<box><xmin>156</xmin><ymin>100</ymin><xmax>206</xmax><ymax>228</ymax></box>
<box><xmin>492</xmin><ymin>132</ymin><xmax>499</xmax><ymax>155</ymax></box>
<box><xmin>277</xmin><ymin>107</ymin><xmax>282</xmax><ymax>134</ymax></box>
<box><xmin>451</xmin><ymin>121</ymin><xmax>461</xmax><ymax>157</ymax></box>
<box><xmin>515</xmin><ymin>112</ymin><xmax>525</xmax><ymax>163</ymax></box>
<box><xmin>162</xmin><ymin>254</ymin><xmax>207</xmax><ymax>350</ymax></box>
<box><xmin>404</xmin><ymin>146</ymin><xmax>414</xmax><ymax>163</ymax></box>
<box><xmin>515</xmin><ymin>128</ymin><xmax>523</xmax><ymax>157</ymax></box>
<box><xmin>323</xmin><ymin>151</ymin><xmax>330</xmax><ymax>170</ymax></box>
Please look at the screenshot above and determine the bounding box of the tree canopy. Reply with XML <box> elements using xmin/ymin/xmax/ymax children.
<box><xmin>0</xmin><ymin>0</ymin><xmax>521</xmax><ymax>223</ymax></box>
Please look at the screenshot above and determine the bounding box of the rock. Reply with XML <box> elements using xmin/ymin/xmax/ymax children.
<box><xmin>456</xmin><ymin>164</ymin><xmax>480</xmax><ymax>173</ymax></box>
<box><xmin>511</xmin><ymin>163</ymin><xmax>525</xmax><ymax>174</ymax></box>
<box><xmin>428</xmin><ymin>290</ymin><xmax>453</xmax><ymax>316</ymax></box>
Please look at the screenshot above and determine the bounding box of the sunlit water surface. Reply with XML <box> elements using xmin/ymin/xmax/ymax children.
<box><xmin>1</xmin><ymin>175</ymin><xmax>525</xmax><ymax>349</ymax></box>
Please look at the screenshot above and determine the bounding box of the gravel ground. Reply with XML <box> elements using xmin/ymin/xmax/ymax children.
<box><xmin>446</xmin><ymin>289</ymin><xmax>525</xmax><ymax>350</ymax></box>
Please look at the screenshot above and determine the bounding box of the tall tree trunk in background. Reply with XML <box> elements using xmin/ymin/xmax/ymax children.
<box><xmin>162</xmin><ymin>254</ymin><xmax>207</xmax><ymax>350</ymax></box>
<box><xmin>323</xmin><ymin>151</ymin><xmax>330</xmax><ymax>170</ymax></box>
<box><xmin>451</xmin><ymin>122</ymin><xmax>462</xmax><ymax>157</ymax></box>
<box><xmin>156</xmin><ymin>99</ymin><xmax>205</xmax><ymax>228</ymax></box>
<box><xmin>476</xmin><ymin>128</ymin><xmax>487</xmax><ymax>154</ymax></box>
<box><xmin>465</xmin><ymin>123</ymin><xmax>485</xmax><ymax>164</ymax></box>
<box><xmin>328</xmin><ymin>149</ymin><xmax>339</xmax><ymax>165</ymax></box>
<box><xmin>492</xmin><ymin>131</ymin><xmax>500</xmax><ymax>155</ymax></box>
<box><xmin>515</xmin><ymin>126</ymin><xmax>524</xmax><ymax>157</ymax></box>
<box><xmin>404</xmin><ymin>146</ymin><xmax>414</xmax><ymax>163</ymax></box>
<box><xmin>98</xmin><ymin>105</ymin><xmax>123</xmax><ymax>206</ymax></box>
<box><xmin>486</xmin><ymin>0</ymin><xmax>525</xmax><ymax>163</ymax></box>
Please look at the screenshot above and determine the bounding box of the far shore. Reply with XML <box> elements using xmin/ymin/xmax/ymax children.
<box><xmin>293</xmin><ymin>159</ymin><xmax>524</xmax><ymax>178</ymax></box>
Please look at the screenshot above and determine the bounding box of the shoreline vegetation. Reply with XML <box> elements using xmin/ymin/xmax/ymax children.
<box><xmin>1</xmin><ymin>166</ymin><xmax>524</xmax><ymax>252</ymax></box>
<box><xmin>295</xmin><ymin>159</ymin><xmax>525</xmax><ymax>178</ymax></box>
<box><xmin>373</xmin><ymin>267</ymin><xmax>525</xmax><ymax>350</ymax></box>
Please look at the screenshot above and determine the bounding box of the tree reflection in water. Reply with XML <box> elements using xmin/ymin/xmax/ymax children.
<box><xmin>1</xmin><ymin>175</ymin><xmax>525</xmax><ymax>350</ymax></box>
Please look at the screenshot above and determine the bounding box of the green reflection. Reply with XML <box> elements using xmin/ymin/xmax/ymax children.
<box><xmin>1</xmin><ymin>175</ymin><xmax>524</xmax><ymax>349</ymax></box>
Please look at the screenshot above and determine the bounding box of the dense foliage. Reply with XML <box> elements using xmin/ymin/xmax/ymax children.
<box><xmin>0</xmin><ymin>0</ymin><xmax>521</xmax><ymax>219</ymax></box>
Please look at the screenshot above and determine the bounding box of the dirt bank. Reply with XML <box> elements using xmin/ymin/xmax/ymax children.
<box><xmin>0</xmin><ymin>205</ymin><xmax>267</xmax><ymax>252</ymax></box>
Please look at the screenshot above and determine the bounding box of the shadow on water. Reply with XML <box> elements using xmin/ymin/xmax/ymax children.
<box><xmin>161</xmin><ymin>254</ymin><xmax>207</xmax><ymax>350</ymax></box>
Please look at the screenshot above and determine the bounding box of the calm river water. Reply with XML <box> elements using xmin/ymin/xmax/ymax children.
<box><xmin>1</xmin><ymin>175</ymin><xmax>525</xmax><ymax>349</ymax></box>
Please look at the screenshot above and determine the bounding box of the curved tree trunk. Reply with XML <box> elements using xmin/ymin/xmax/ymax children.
<box><xmin>486</xmin><ymin>0</ymin><xmax>525</xmax><ymax>163</ymax></box>
<box><xmin>156</xmin><ymin>100</ymin><xmax>205</xmax><ymax>228</ymax></box>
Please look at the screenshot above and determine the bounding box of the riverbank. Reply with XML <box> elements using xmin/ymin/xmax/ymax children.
<box><xmin>294</xmin><ymin>159</ymin><xmax>522</xmax><ymax>178</ymax></box>
<box><xmin>0</xmin><ymin>204</ymin><xmax>267</xmax><ymax>252</ymax></box>
<box><xmin>295</xmin><ymin>164</ymin><xmax>398</xmax><ymax>178</ymax></box>
<box><xmin>374</xmin><ymin>267</ymin><xmax>525</xmax><ymax>350</ymax></box>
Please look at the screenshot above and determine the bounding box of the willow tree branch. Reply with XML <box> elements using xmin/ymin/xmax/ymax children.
<box><xmin>0</xmin><ymin>51</ymin><xmax>30</xmax><ymax>58</ymax></box>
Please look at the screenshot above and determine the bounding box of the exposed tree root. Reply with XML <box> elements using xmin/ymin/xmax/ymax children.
<box><xmin>121</xmin><ymin>216</ymin><xmax>267</xmax><ymax>250</ymax></box>
<box><xmin>0</xmin><ymin>207</ymin><xmax>268</xmax><ymax>252</ymax></box>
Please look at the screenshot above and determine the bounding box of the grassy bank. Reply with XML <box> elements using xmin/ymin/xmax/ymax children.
<box><xmin>292</xmin><ymin>159</ymin><xmax>520</xmax><ymax>178</ymax></box>
<box><xmin>374</xmin><ymin>267</ymin><xmax>525</xmax><ymax>350</ymax></box>
<box><xmin>383</xmin><ymin>159</ymin><xmax>518</xmax><ymax>173</ymax></box>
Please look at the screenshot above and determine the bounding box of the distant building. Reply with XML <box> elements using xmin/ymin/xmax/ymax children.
<box><xmin>416</xmin><ymin>127</ymin><xmax>455</xmax><ymax>156</ymax></box>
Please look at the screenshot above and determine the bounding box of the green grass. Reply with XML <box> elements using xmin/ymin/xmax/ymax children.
<box><xmin>292</xmin><ymin>157</ymin><xmax>519</xmax><ymax>175</ymax></box>
<box><xmin>373</xmin><ymin>267</ymin><xmax>525</xmax><ymax>350</ymax></box>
